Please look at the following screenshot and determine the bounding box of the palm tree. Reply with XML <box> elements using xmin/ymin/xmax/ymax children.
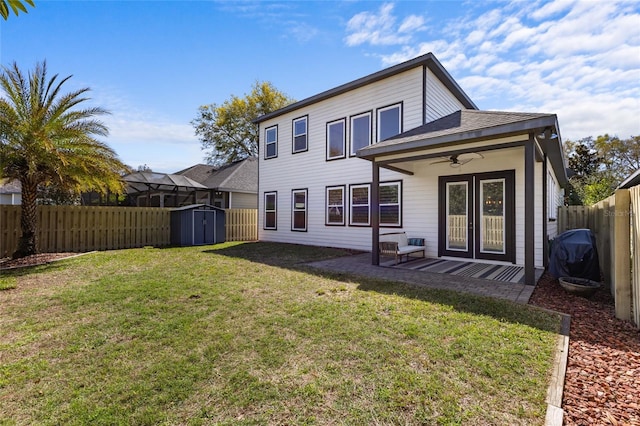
<box><xmin>0</xmin><ymin>61</ymin><xmax>129</xmax><ymax>258</ymax></box>
<box><xmin>0</xmin><ymin>0</ymin><xmax>34</xmax><ymax>20</ymax></box>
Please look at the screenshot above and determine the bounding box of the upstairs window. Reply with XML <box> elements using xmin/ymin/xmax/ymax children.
<box><xmin>292</xmin><ymin>189</ymin><xmax>308</xmax><ymax>231</ymax></box>
<box><xmin>265</xmin><ymin>126</ymin><xmax>277</xmax><ymax>159</ymax></box>
<box><xmin>377</xmin><ymin>103</ymin><xmax>402</xmax><ymax>142</ymax></box>
<box><xmin>350</xmin><ymin>111</ymin><xmax>372</xmax><ymax>156</ymax></box>
<box><xmin>264</xmin><ymin>192</ymin><xmax>277</xmax><ymax>230</ymax></box>
<box><xmin>293</xmin><ymin>116</ymin><xmax>308</xmax><ymax>153</ymax></box>
<box><xmin>326</xmin><ymin>118</ymin><xmax>346</xmax><ymax>160</ymax></box>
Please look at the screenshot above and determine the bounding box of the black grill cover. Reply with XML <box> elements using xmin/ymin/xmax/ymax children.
<box><xmin>549</xmin><ymin>229</ymin><xmax>600</xmax><ymax>281</ymax></box>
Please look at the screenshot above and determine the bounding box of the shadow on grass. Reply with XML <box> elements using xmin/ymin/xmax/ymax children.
<box><xmin>205</xmin><ymin>241</ymin><xmax>561</xmax><ymax>334</ymax></box>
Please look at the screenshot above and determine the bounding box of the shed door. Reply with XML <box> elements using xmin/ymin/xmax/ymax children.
<box><xmin>193</xmin><ymin>210</ymin><xmax>216</xmax><ymax>245</ymax></box>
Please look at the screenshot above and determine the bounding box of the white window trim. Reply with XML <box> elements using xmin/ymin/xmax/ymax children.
<box><xmin>379</xmin><ymin>181</ymin><xmax>401</xmax><ymax>227</ymax></box>
<box><xmin>264</xmin><ymin>192</ymin><xmax>277</xmax><ymax>230</ymax></box>
<box><xmin>349</xmin><ymin>183</ymin><xmax>370</xmax><ymax>226</ymax></box>
<box><xmin>326</xmin><ymin>185</ymin><xmax>345</xmax><ymax>225</ymax></box>
<box><xmin>350</xmin><ymin>111</ymin><xmax>372</xmax><ymax>156</ymax></box>
<box><xmin>265</xmin><ymin>126</ymin><xmax>278</xmax><ymax>159</ymax></box>
<box><xmin>292</xmin><ymin>116</ymin><xmax>308</xmax><ymax>154</ymax></box>
<box><xmin>291</xmin><ymin>189</ymin><xmax>308</xmax><ymax>231</ymax></box>
<box><xmin>548</xmin><ymin>172</ymin><xmax>558</xmax><ymax>220</ymax></box>
<box><xmin>376</xmin><ymin>103</ymin><xmax>402</xmax><ymax>142</ymax></box>
<box><xmin>326</xmin><ymin>118</ymin><xmax>346</xmax><ymax>160</ymax></box>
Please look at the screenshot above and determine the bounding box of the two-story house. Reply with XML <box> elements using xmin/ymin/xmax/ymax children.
<box><xmin>254</xmin><ymin>53</ymin><xmax>567</xmax><ymax>285</ymax></box>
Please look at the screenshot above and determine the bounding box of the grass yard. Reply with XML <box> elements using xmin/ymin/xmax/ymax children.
<box><xmin>0</xmin><ymin>242</ymin><xmax>561</xmax><ymax>425</ymax></box>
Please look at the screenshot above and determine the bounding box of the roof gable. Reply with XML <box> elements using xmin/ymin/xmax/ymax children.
<box><xmin>176</xmin><ymin>158</ymin><xmax>258</xmax><ymax>193</ymax></box>
<box><xmin>174</xmin><ymin>164</ymin><xmax>217</xmax><ymax>183</ymax></box>
<box><xmin>254</xmin><ymin>53</ymin><xmax>477</xmax><ymax>124</ymax></box>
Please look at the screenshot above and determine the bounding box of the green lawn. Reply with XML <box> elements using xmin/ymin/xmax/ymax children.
<box><xmin>0</xmin><ymin>242</ymin><xmax>560</xmax><ymax>425</ymax></box>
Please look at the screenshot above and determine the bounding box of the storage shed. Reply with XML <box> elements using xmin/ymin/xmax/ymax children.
<box><xmin>170</xmin><ymin>204</ymin><xmax>226</xmax><ymax>246</ymax></box>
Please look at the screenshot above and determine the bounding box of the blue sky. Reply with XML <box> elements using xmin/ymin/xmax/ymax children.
<box><xmin>1</xmin><ymin>0</ymin><xmax>639</xmax><ymax>173</ymax></box>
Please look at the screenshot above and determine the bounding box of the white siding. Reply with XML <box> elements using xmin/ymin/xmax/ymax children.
<box><xmin>425</xmin><ymin>68</ymin><xmax>467</xmax><ymax>122</ymax></box>
<box><xmin>258</xmin><ymin>64</ymin><xmax>548</xmax><ymax>268</ymax></box>
<box><xmin>259</xmin><ymin>67</ymin><xmax>426</xmax><ymax>251</ymax></box>
<box><xmin>230</xmin><ymin>192</ymin><xmax>257</xmax><ymax>209</ymax></box>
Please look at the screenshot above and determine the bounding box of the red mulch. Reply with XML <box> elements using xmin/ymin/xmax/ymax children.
<box><xmin>529</xmin><ymin>273</ymin><xmax>640</xmax><ymax>426</ymax></box>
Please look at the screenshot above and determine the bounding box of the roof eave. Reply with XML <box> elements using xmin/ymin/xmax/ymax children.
<box><xmin>357</xmin><ymin>114</ymin><xmax>568</xmax><ymax>187</ymax></box>
<box><xmin>253</xmin><ymin>53</ymin><xmax>477</xmax><ymax>124</ymax></box>
<box><xmin>357</xmin><ymin>115</ymin><xmax>558</xmax><ymax>159</ymax></box>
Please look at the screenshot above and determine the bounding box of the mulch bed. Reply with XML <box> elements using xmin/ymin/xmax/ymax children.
<box><xmin>0</xmin><ymin>253</ymin><xmax>79</xmax><ymax>270</ymax></box>
<box><xmin>529</xmin><ymin>273</ymin><xmax>640</xmax><ymax>425</ymax></box>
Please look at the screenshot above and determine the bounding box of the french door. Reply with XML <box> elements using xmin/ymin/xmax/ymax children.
<box><xmin>438</xmin><ymin>170</ymin><xmax>515</xmax><ymax>263</ymax></box>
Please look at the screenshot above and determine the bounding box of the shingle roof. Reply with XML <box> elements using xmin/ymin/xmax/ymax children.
<box><xmin>358</xmin><ymin>110</ymin><xmax>558</xmax><ymax>157</ymax></box>
<box><xmin>175</xmin><ymin>157</ymin><xmax>258</xmax><ymax>193</ymax></box>
<box><xmin>357</xmin><ymin>109</ymin><xmax>568</xmax><ymax>186</ymax></box>
<box><xmin>173</xmin><ymin>164</ymin><xmax>217</xmax><ymax>183</ymax></box>
<box><xmin>201</xmin><ymin>157</ymin><xmax>257</xmax><ymax>193</ymax></box>
<box><xmin>618</xmin><ymin>168</ymin><xmax>640</xmax><ymax>189</ymax></box>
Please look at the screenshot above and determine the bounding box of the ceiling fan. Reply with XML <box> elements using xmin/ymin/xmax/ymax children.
<box><xmin>430</xmin><ymin>152</ymin><xmax>484</xmax><ymax>168</ymax></box>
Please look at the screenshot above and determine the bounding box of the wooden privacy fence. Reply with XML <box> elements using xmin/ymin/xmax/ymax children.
<box><xmin>558</xmin><ymin>188</ymin><xmax>639</xmax><ymax>328</ymax></box>
<box><xmin>1</xmin><ymin>205</ymin><xmax>171</xmax><ymax>256</ymax></box>
<box><xmin>0</xmin><ymin>206</ymin><xmax>258</xmax><ymax>256</ymax></box>
<box><xmin>225</xmin><ymin>208</ymin><xmax>257</xmax><ymax>242</ymax></box>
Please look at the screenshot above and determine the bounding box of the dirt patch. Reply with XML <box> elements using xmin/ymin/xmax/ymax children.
<box><xmin>529</xmin><ymin>273</ymin><xmax>640</xmax><ymax>425</ymax></box>
<box><xmin>0</xmin><ymin>253</ymin><xmax>80</xmax><ymax>270</ymax></box>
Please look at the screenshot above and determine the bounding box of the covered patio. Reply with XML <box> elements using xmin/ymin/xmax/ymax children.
<box><xmin>357</xmin><ymin>110</ymin><xmax>568</xmax><ymax>286</ymax></box>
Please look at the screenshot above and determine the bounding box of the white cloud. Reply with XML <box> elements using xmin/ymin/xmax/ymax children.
<box><xmin>345</xmin><ymin>3</ymin><xmax>423</xmax><ymax>46</ymax></box>
<box><xmin>348</xmin><ymin>0</ymin><xmax>640</xmax><ymax>140</ymax></box>
<box><xmin>530</xmin><ymin>0</ymin><xmax>576</xmax><ymax>20</ymax></box>
<box><xmin>398</xmin><ymin>15</ymin><xmax>426</xmax><ymax>33</ymax></box>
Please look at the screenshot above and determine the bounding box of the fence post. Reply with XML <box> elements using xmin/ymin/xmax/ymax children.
<box><xmin>613</xmin><ymin>189</ymin><xmax>631</xmax><ymax>321</ymax></box>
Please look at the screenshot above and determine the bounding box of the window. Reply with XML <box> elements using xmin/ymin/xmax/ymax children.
<box><xmin>292</xmin><ymin>116</ymin><xmax>308</xmax><ymax>153</ymax></box>
<box><xmin>264</xmin><ymin>192</ymin><xmax>277</xmax><ymax>230</ymax></box>
<box><xmin>548</xmin><ymin>173</ymin><xmax>558</xmax><ymax>220</ymax></box>
<box><xmin>350</xmin><ymin>184</ymin><xmax>370</xmax><ymax>226</ymax></box>
<box><xmin>380</xmin><ymin>181</ymin><xmax>401</xmax><ymax>226</ymax></box>
<box><xmin>377</xmin><ymin>103</ymin><xmax>402</xmax><ymax>142</ymax></box>
<box><xmin>265</xmin><ymin>126</ymin><xmax>277</xmax><ymax>159</ymax></box>
<box><xmin>292</xmin><ymin>189</ymin><xmax>307</xmax><ymax>231</ymax></box>
<box><xmin>350</xmin><ymin>111</ymin><xmax>371</xmax><ymax>156</ymax></box>
<box><xmin>326</xmin><ymin>186</ymin><xmax>345</xmax><ymax>225</ymax></box>
<box><xmin>326</xmin><ymin>118</ymin><xmax>346</xmax><ymax>160</ymax></box>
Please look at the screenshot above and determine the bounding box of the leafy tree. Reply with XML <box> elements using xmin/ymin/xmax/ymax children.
<box><xmin>563</xmin><ymin>134</ymin><xmax>639</xmax><ymax>205</ymax></box>
<box><xmin>37</xmin><ymin>184</ymin><xmax>81</xmax><ymax>205</ymax></box>
<box><xmin>0</xmin><ymin>0</ymin><xmax>34</xmax><ymax>19</ymax></box>
<box><xmin>594</xmin><ymin>134</ymin><xmax>640</xmax><ymax>182</ymax></box>
<box><xmin>580</xmin><ymin>170</ymin><xmax>619</xmax><ymax>206</ymax></box>
<box><xmin>192</xmin><ymin>81</ymin><xmax>294</xmax><ymax>166</ymax></box>
<box><xmin>564</xmin><ymin>137</ymin><xmax>601</xmax><ymax>205</ymax></box>
<box><xmin>0</xmin><ymin>61</ymin><xmax>129</xmax><ymax>258</ymax></box>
